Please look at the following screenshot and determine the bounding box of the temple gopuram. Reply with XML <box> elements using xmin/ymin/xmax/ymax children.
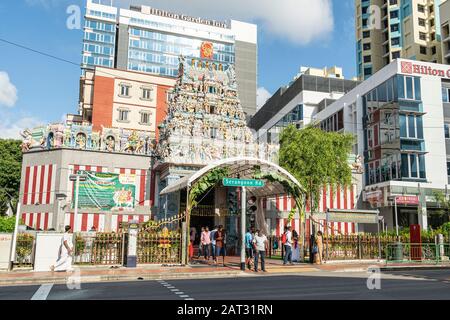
<box><xmin>154</xmin><ymin>56</ymin><xmax>279</xmax><ymax>219</ymax></box>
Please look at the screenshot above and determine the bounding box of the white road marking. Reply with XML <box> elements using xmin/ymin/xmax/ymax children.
<box><xmin>31</xmin><ymin>284</ymin><xmax>53</xmax><ymax>300</ymax></box>
<box><xmin>158</xmin><ymin>280</ymin><xmax>194</xmax><ymax>300</ymax></box>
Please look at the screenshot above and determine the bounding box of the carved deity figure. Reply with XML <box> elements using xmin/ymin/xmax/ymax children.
<box><xmin>76</xmin><ymin>133</ymin><xmax>87</xmax><ymax>149</ymax></box>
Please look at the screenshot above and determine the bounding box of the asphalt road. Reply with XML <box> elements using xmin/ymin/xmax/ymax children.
<box><xmin>1</xmin><ymin>270</ymin><xmax>450</xmax><ymax>300</ymax></box>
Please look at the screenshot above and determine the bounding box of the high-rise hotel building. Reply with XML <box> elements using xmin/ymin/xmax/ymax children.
<box><xmin>442</xmin><ymin>0</ymin><xmax>450</xmax><ymax>64</ymax></box>
<box><xmin>356</xmin><ymin>0</ymin><xmax>448</xmax><ymax>80</ymax></box>
<box><xmin>82</xmin><ymin>0</ymin><xmax>258</xmax><ymax>117</ymax></box>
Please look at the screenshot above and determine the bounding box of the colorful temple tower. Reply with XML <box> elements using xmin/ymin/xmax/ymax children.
<box><xmin>154</xmin><ymin>55</ymin><xmax>278</xmax><ymax>220</ymax></box>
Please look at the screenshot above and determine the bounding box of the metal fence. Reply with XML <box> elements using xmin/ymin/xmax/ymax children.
<box><xmin>15</xmin><ymin>234</ymin><xmax>35</xmax><ymax>267</ymax></box>
<box><xmin>137</xmin><ymin>233</ymin><xmax>182</xmax><ymax>264</ymax></box>
<box><xmin>386</xmin><ymin>243</ymin><xmax>450</xmax><ymax>264</ymax></box>
<box><xmin>74</xmin><ymin>232</ymin><xmax>124</xmax><ymax>266</ymax></box>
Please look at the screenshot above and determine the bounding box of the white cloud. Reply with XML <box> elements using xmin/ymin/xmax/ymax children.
<box><xmin>0</xmin><ymin>116</ymin><xmax>43</xmax><ymax>139</ymax></box>
<box><xmin>257</xmin><ymin>87</ymin><xmax>272</xmax><ymax>110</ymax></box>
<box><xmin>0</xmin><ymin>72</ymin><xmax>18</xmax><ymax>108</ymax></box>
<box><xmin>116</xmin><ymin>0</ymin><xmax>334</xmax><ymax>45</ymax></box>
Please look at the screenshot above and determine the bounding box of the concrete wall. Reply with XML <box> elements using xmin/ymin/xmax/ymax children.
<box><xmin>20</xmin><ymin>149</ymin><xmax>154</xmax><ymax>232</ymax></box>
<box><xmin>235</xmin><ymin>40</ymin><xmax>257</xmax><ymax>118</ymax></box>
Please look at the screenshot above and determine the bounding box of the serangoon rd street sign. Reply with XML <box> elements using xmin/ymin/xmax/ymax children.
<box><xmin>222</xmin><ymin>178</ymin><xmax>265</xmax><ymax>188</ymax></box>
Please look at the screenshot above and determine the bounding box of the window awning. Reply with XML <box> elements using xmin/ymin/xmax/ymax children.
<box><xmin>159</xmin><ymin>157</ymin><xmax>304</xmax><ymax>198</ymax></box>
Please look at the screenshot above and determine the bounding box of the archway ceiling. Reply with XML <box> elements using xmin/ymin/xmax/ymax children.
<box><xmin>159</xmin><ymin>157</ymin><xmax>303</xmax><ymax>198</ymax></box>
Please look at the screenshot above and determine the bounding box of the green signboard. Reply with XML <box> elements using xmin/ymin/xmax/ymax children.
<box><xmin>73</xmin><ymin>171</ymin><xmax>136</xmax><ymax>211</ymax></box>
<box><xmin>222</xmin><ymin>178</ymin><xmax>265</xmax><ymax>188</ymax></box>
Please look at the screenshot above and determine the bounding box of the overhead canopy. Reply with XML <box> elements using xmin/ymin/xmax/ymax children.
<box><xmin>159</xmin><ymin>157</ymin><xmax>303</xmax><ymax>198</ymax></box>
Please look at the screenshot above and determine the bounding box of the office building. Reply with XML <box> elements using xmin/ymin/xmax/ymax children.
<box><xmin>314</xmin><ymin>59</ymin><xmax>450</xmax><ymax>230</ymax></box>
<box><xmin>441</xmin><ymin>0</ymin><xmax>450</xmax><ymax>64</ymax></box>
<box><xmin>82</xmin><ymin>0</ymin><xmax>257</xmax><ymax>117</ymax></box>
<box><xmin>249</xmin><ymin>66</ymin><xmax>360</xmax><ymax>145</ymax></box>
<box><xmin>356</xmin><ymin>0</ymin><xmax>446</xmax><ymax>80</ymax></box>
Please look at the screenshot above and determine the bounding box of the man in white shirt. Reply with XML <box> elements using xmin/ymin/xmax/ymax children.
<box><xmin>283</xmin><ymin>226</ymin><xmax>293</xmax><ymax>265</ymax></box>
<box><xmin>253</xmin><ymin>230</ymin><xmax>268</xmax><ymax>272</ymax></box>
<box><xmin>51</xmin><ymin>225</ymin><xmax>74</xmax><ymax>272</ymax></box>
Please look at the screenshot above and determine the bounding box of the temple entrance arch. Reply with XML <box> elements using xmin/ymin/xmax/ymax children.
<box><xmin>159</xmin><ymin>157</ymin><xmax>305</xmax><ymax>265</ymax></box>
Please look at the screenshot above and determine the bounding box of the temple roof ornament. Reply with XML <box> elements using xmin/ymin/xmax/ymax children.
<box><xmin>156</xmin><ymin>56</ymin><xmax>278</xmax><ymax>166</ymax></box>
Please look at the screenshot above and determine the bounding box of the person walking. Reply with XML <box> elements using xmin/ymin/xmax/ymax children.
<box><xmin>253</xmin><ymin>230</ymin><xmax>268</xmax><ymax>272</ymax></box>
<box><xmin>197</xmin><ymin>227</ymin><xmax>205</xmax><ymax>259</ymax></box>
<box><xmin>245</xmin><ymin>227</ymin><xmax>255</xmax><ymax>270</ymax></box>
<box><xmin>283</xmin><ymin>226</ymin><xmax>293</xmax><ymax>265</ymax></box>
<box><xmin>314</xmin><ymin>231</ymin><xmax>324</xmax><ymax>265</ymax></box>
<box><xmin>201</xmin><ymin>226</ymin><xmax>211</xmax><ymax>261</ymax></box>
<box><xmin>214</xmin><ymin>225</ymin><xmax>226</xmax><ymax>266</ymax></box>
<box><xmin>210</xmin><ymin>226</ymin><xmax>218</xmax><ymax>263</ymax></box>
<box><xmin>50</xmin><ymin>225</ymin><xmax>74</xmax><ymax>272</ymax></box>
<box><xmin>189</xmin><ymin>227</ymin><xmax>196</xmax><ymax>262</ymax></box>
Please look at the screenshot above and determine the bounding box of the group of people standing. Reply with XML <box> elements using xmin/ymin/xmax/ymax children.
<box><xmin>245</xmin><ymin>227</ymin><xmax>268</xmax><ymax>272</ymax></box>
<box><xmin>189</xmin><ymin>225</ymin><xmax>227</xmax><ymax>266</ymax></box>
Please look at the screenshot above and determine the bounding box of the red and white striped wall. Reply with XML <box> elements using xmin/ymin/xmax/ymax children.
<box><xmin>22</xmin><ymin>164</ymin><xmax>57</xmax><ymax>206</ymax></box>
<box><xmin>62</xmin><ymin>213</ymin><xmax>151</xmax><ymax>232</ymax></box>
<box><xmin>271</xmin><ymin>184</ymin><xmax>357</xmax><ymax>237</ymax></box>
<box><xmin>21</xmin><ymin>213</ymin><xmax>54</xmax><ymax>231</ymax></box>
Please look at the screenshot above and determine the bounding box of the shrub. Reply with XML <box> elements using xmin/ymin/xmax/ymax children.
<box><xmin>0</xmin><ymin>216</ymin><xmax>16</xmax><ymax>233</ymax></box>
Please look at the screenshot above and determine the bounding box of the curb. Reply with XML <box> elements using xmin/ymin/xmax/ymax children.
<box><xmin>0</xmin><ymin>271</ymin><xmax>249</xmax><ymax>287</ymax></box>
<box><xmin>380</xmin><ymin>265</ymin><xmax>450</xmax><ymax>272</ymax></box>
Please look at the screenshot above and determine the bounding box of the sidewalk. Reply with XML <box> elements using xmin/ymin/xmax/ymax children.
<box><xmin>1</xmin><ymin>256</ymin><xmax>449</xmax><ymax>286</ymax></box>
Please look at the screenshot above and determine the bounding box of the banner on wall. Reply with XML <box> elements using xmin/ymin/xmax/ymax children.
<box><xmin>73</xmin><ymin>171</ymin><xmax>136</xmax><ymax>211</ymax></box>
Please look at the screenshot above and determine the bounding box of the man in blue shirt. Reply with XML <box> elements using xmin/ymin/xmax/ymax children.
<box><xmin>245</xmin><ymin>227</ymin><xmax>255</xmax><ymax>270</ymax></box>
<box><xmin>210</xmin><ymin>226</ymin><xmax>218</xmax><ymax>263</ymax></box>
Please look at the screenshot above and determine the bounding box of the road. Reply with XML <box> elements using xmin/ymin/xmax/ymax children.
<box><xmin>1</xmin><ymin>269</ymin><xmax>450</xmax><ymax>300</ymax></box>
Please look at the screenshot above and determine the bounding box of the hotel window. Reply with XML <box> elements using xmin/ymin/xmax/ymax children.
<box><xmin>363</xmin><ymin>43</ymin><xmax>371</xmax><ymax>50</ymax></box>
<box><xmin>420</xmin><ymin>46</ymin><xmax>427</xmax><ymax>55</ymax></box>
<box><xmin>430</xmin><ymin>19</ymin><xmax>434</xmax><ymax>27</ymax></box>
<box><xmin>399</xmin><ymin>114</ymin><xmax>424</xmax><ymax>139</ymax></box>
<box><xmin>401</xmin><ymin>153</ymin><xmax>426</xmax><ymax>179</ymax></box>
<box><xmin>417</xmin><ymin>4</ymin><xmax>425</xmax><ymax>13</ymax></box>
<box><xmin>118</xmin><ymin>109</ymin><xmax>130</xmax><ymax>122</ymax></box>
<box><xmin>139</xmin><ymin>111</ymin><xmax>152</xmax><ymax>126</ymax></box>
<box><xmin>141</xmin><ymin>87</ymin><xmax>153</xmax><ymax>101</ymax></box>
<box><xmin>419</xmin><ymin>32</ymin><xmax>426</xmax><ymax>41</ymax></box>
<box><xmin>447</xmin><ymin>162</ymin><xmax>450</xmax><ymax>176</ymax></box>
<box><xmin>443</xmin><ymin>87</ymin><xmax>450</xmax><ymax>102</ymax></box>
<box><xmin>363</xmin><ymin>31</ymin><xmax>370</xmax><ymax>38</ymax></box>
<box><xmin>364</xmin><ymin>55</ymin><xmax>372</xmax><ymax>63</ymax></box>
<box><xmin>119</xmin><ymin>84</ymin><xmax>131</xmax><ymax>97</ymax></box>
<box><xmin>431</xmin><ymin>46</ymin><xmax>436</xmax><ymax>55</ymax></box>
<box><xmin>398</xmin><ymin>75</ymin><xmax>421</xmax><ymax>101</ymax></box>
<box><xmin>445</xmin><ymin>124</ymin><xmax>450</xmax><ymax>139</ymax></box>
<box><xmin>391</xmin><ymin>24</ymin><xmax>399</xmax><ymax>32</ymax></box>
<box><xmin>392</xmin><ymin>51</ymin><xmax>400</xmax><ymax>59</ymax></box>
<box><xmin>418</xmin><ymin>18</ymin><xmax>426</xmax><ymax>27</ymax></box>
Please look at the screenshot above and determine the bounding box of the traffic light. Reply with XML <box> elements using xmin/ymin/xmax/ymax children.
<box><xmin>247</xmin><ymin>196</ymin><xmax>257</xmax><ymax>228</ymax></box>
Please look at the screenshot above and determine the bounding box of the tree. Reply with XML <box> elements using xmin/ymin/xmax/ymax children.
<box><xmin>279</xmin><ymin>125</ymin><xmax>354</xmax><ymax>243</ymax></box>
<box><xmin>0</xmin><ymin>139</ymin><xmax>23</xmax><ymax>216</ymax></box>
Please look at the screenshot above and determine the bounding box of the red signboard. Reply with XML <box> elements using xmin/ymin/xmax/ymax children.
<box><xmin>401</xmin><ymin>61</ymin><xmax>450</xmax><ymax>79</ymax></box>
<box><xmin>395</xmin><ymin>196</ymin><xmax>419</xmax><ymax>205</ymax></box>
<box><xmin>410</xmin><ymin>224</ymin><xmax>422</xmax><ymax>261</ymax></box>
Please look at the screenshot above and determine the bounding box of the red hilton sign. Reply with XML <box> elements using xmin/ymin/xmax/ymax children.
<box><xmin>395</xmin><ymin>196</ymin><xmax>419</xmax><ymax>205</ymax></box>
<box><xmin>401</xmin><ymin>61</ymin><xmax>450</xmax><ymax>78</ymax></box>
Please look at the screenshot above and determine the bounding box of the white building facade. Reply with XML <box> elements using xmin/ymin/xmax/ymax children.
<box><xmin>315</xmin><ymin>59</ymin><xmax>450</xmax><ymax>231</ymax></box>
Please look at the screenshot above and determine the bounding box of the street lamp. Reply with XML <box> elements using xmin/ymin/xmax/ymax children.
<box><xmin>69</xmin><ymin>174</ymin><xmax>87</xmax><ymax>249</ymax></box>
<box><xmin>388</xmin><ymin>195</ymin><xmax>399</xmax><ymax>238</ymax></box>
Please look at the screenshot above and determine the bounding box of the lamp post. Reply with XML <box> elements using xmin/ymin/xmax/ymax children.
<box><xmin>240</xmin><ymin>187</ymin><xmax>246</xmax><ymax>271</ymax></box>
<box><xmin>69</xmin><ymin>174</ymin><xmax>87</xmax><ymax>252</ymax></box>
<box><xmin>8</xmin><ymin>201</ymin><xmax>22</xmax><ymax>271</ymax></box>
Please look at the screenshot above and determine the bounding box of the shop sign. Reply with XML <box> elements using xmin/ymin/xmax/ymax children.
<box><xmin>395</xmin><ymin>196</ymin><xmax>419</xmax><ymax>205</ymax></box>
<box><xmin>401</xmin><ymin>61</ymin><xmax>450</xmax><ymax>79</ymax></box>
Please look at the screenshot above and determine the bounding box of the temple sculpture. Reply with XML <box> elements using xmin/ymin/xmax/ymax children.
<box><xmin>20</xmin><ymin>123</ymin><xmax>156</xmax><ymax>156</ymax></box>
<box><xmin>156</xmin><ymin>56</ymin><xmax>279</xmax><ymax>165</ymax></box>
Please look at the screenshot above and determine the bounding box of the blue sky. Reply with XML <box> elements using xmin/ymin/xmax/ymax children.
<box><xmin>0</xmin><ymin>0</ymin><xmax>356</xmax><ymax>138</ymax></box>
